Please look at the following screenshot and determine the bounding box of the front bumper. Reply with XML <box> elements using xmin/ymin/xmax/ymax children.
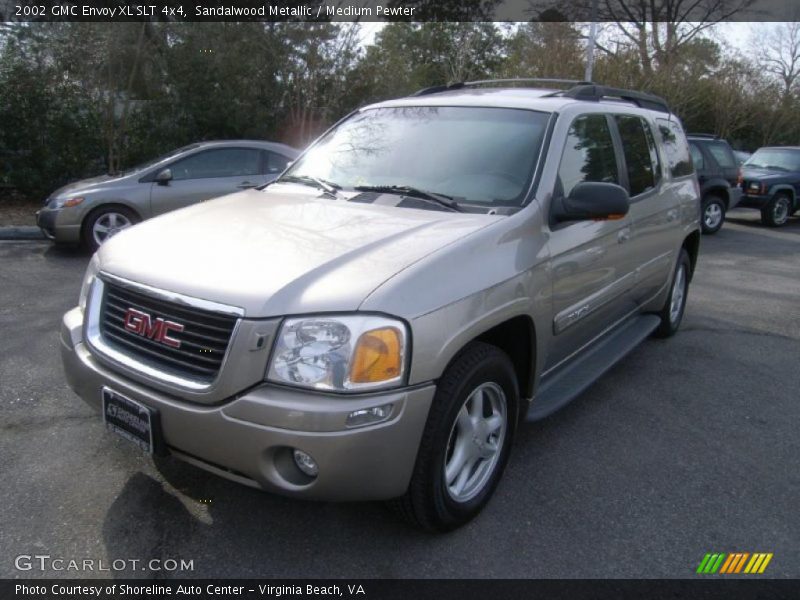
<box><xmin>36</xmin><ymin>207</ymin><xmax>81</xmax><ymax>243</ymax></box>
<box><xmin>738</xmin><ymin>192</ymin><xmax>770</xmax><ymax>209</ymax></box>
<box><xmin>60</xmin><ymin>307</ymin><xmax>435</xmax><ymax>501</ymax></box>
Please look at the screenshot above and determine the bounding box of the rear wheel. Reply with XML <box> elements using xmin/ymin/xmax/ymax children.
<box><xmin>760</xmin><ymin>194</ymin><xmax>791</xmax><ymax>227</ymax></box>
<box><xmin>82</xmin><ymin>206</ymin><xmax>139</xmax><ymax>252</ymax></box>
<box><xmin>391</xmin><ymin>342</ymin><xmax>518</xmax><ymax>532</ymax></box>
<box><xmin>701</xmin><ymin>194</ymin><xmax>726</xmax><ymax>234</ymax></box>
<box><xmin>654</xmin><ymin>249</ymin><xmax>690</xmax><ymax>338</ymax></box>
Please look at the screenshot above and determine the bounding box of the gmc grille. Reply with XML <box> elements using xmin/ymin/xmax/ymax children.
<box><xmin>99</xmin><ymin>282</ymin><xmax>238</xmax><ymax>382</ymax></box>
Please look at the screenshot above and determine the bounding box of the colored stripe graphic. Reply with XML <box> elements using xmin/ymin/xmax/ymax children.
<box><xmin>701</xmin><ymin>552</ymin><xmax>773</xmax><ymax>575</ymax></box>
<box><xmin>697</xmin><ymin>553</ymin><xmax>727</xmax><ymax>574</ymax></box>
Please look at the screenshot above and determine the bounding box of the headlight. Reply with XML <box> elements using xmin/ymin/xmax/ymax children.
<box><xmin>78</xmin><ymin>254</ymin><xmax>100</xmax><ymax>312</ymax></box>
<box><xmin>51</xmin><ymin>196</ymin><xmax>84</xmax><ymax>209</ymax></box>
<box><xmin>267</xmin><ymin>315</ymin><xmax>408</xmax><ymax>392</ymax></box>
<box><xmin>749</xmin><ymin>182</ymin><xmax>760</xmax><ymax>191</ymax></box>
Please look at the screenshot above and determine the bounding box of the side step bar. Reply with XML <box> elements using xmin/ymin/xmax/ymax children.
<box><xmin>526</xmin><ymin>315</ymin><xmax>661</xmax><ymax>421</ymax></box>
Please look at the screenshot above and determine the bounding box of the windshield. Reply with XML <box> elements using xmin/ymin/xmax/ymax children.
<box><xmin>282</xmin><ymin>106</ymin><xmax>550</xmax><ymax>207</ymax></box>
<box><xmin>744</xmin><ymin>148</ymin><xmax>800</xmax><ymax>172</ymax></box>
<box><xmin>121</xmin><ymin>144</ymin><xmax>201</xmax><ymax>175</ymax></box>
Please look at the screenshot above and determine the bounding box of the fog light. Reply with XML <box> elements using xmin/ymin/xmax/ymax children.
<box><xmin>292</xmin><ymin>449</ymin><xmax>318</xmax><ymax>477</ymax></box>
<box><xmin>346</xmin><ymin>404</ymin><xmax>393</xmax><ymax>428</ymax></box>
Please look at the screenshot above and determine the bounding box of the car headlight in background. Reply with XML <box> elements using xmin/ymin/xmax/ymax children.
<box><xmin>51</xmin><ymin>196</ymin><xmax>84</xmax><ymax>209</ymax></box>
<box><xmin>267</xmin><ymin>315</ymin><xmax>408</xmax><ymax>392</ymax></box>
<box><xmin>78</xmin><ymin>254</ymin><xmax>100</xmax><ymax>312</ymax></box>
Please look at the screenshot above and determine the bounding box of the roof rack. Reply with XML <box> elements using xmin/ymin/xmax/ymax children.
<box><xmin>410</xmin><ymin>79</ymin><xmax>672</xmax><ymax>113</ymax></box>
<box><xmin>559</xmin><ymin>84</ymin><xmax>670</xmax><ymax>113</ymax></box>
<box><xmin>411</xmin><ymin>78</ymin><xmax>590</xmax><ymax>97</ymax></box>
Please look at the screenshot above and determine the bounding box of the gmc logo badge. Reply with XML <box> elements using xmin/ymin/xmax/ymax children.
<box><xmin>123</xmin><ymin>308</ymin><xmax>184</xmax><ymax>349</ymax></box>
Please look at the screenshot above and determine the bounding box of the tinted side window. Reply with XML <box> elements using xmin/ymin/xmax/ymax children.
<box><xmin>265</xmin><ymin>151</ymin><xmax>291</xmax><ymax>174</ymax></box>
<box><xmin>615</xmin><ymin>115</ymin><xmax>657</xmax><ymax>196</ymax></box>
<box><xmin>656</xmin><ymin>118</ymin><xmax>694</xmax><ymax>177</ymax></box>
<box><xmin>706</xmin><ymin>142</ymin><xmax>736</xmax><ymax>168</ymax></box>
<box><xmin>689</xmin><ymin>143</ymin><xmax>705</xmax><ymax>170</ymax></box>
<box><xmin>169</xmin><ymin>148</ymin><xmax>261</xmax><ymax>181</ymax></box>
<box><xmin>558</xmin><ymin>114</ymin><xmax>619</xmax><ymax>197</ymax></box>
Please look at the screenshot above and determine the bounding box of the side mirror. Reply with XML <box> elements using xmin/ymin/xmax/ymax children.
<box><xmin>552</xmin><ymin>181</ymin><xmax>630</xmax><ymax>223</ymax></box>
<box><xmin>155</xmin><ymin>168</ymin><xmax>172</xmax><ymax>185</ymax></box>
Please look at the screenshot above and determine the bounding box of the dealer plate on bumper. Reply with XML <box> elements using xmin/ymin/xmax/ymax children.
<box><xmin>102</xmin><ymin>387</ymin><xmax>158</xmax><ymax>454</ymax></box>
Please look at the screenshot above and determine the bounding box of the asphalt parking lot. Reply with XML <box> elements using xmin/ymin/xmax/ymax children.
<box><xmin>1</xmin><ymin>208</ymin><xmax>798</xmax><ymax>579</ymax></box>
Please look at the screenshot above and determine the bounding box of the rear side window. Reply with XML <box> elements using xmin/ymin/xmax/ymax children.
<box><xmin>656</xmin><ymin>118</ymin><xmax>694</xmax><ymax>177</ymax></box>
<box><xmin>614</xmin><ymin>115</ymin><xmax>658</xmax><ymax>196</ymax></box>
<box><xmin>169</xmin><ymin>148</ymin><xmax>261</xmax><ymax>181</ymax></box>
<box><xmin>557</xmin><ymin>114</ymin><xmax>619</xmax><ymax>197</ymax></box>
<box><xmin>689</xmin><ymin>143</ymin><xmax>705</xmax><ymax>169</ymax></box>
<box><xmin>706</xmin><ymin>141</ymin><xmax>736</xmax><ymax>168</ymax></box>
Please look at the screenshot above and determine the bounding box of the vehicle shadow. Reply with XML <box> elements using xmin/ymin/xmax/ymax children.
<box><xmin>100</xmin><ymin>457</ymin><xmax>437</xmax><ymax>578</ymax></box>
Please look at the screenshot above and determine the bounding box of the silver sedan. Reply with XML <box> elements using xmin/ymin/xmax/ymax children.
<box><xmin>36</xmin><ymin>140</ymin><xmax>299</xmax><ymax>250</ymax></box>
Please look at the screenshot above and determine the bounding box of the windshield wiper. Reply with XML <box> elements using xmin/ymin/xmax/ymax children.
<box><xmin>354</xmin><ymin>185</ymin><xmax>463</xmax><ymax>212</ymax></box>
<box><xmin>275</xmin><ymin>175</ymin><xmax>342</xmax><ymax>198</ymax></box>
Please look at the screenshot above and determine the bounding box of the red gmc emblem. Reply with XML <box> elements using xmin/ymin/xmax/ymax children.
<box><xmin>123</xmin><ymin>308</ymin><xmax>184</xmax><ymax>349</ymax></box>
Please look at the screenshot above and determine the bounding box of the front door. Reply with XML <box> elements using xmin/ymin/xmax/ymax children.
<box><xmin>150</xmin><ymin>147</ymin><xmax>266</xmax><ymax>217</ymax></box>
<box><xmin>545</xmin><ymin>113</ymin><xmax>637</xmax><ymax>371</ymax></box>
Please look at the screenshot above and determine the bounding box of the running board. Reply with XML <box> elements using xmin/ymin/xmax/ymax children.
<box><xmin>526</xmin><ymin>315</ymin><xmax>661</xmax><ymax>421</ymax></box>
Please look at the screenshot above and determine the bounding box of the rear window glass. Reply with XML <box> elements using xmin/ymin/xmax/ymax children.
<box><xmin>707</xmin><ymin>142</ymin><xmax>736</xmax><ymax>168</ymax></box>
<box><xmin>615</xmin><ymin>115</ymin><xmax>658</xmax><ymax>196</ymax></box>
<box><xmin>656</xmin><ymin>118</ymin><xmax>694</xmax><ymax>177</ymax></box>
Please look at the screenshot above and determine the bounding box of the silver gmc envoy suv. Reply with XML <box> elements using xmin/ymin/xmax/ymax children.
<box><xmin>61</xmin><ymin>80</ymin><xmax>701</xmax><ymax>531</ymax></box>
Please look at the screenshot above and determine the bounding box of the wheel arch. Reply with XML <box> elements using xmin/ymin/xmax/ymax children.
<box><xmin>437</xmin><ymin>315</ymin><xmax>537</xmax><ymax>424</ymax></box>
<box><xmin>682</xmin><ymin>230</ymin><xmax>700</xmax><ymax>281</ymax></box>
<box><xmin>81</xmin><ymin>201</ymin><xmax>143</xmax><ymax>229</ymax></box>
<box><xmin>703</xmin><ymin>184</ymin><xmax>730</xmax><ymax>208</ymax></box>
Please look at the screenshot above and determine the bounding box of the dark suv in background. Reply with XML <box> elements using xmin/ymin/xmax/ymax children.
<box><xmin>739</xmin><ymin>146</ymin><xmax>800</xmax><ymax>227</ymax></box>
<box><xmin>687</xmin><ymin>134</ymin><xmax>742</xmax><ymax>234</ymax></box>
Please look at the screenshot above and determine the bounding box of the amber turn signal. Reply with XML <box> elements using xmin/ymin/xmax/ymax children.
<box><xmin>350</xmin><ymin>327</ymin><xmax>403</xmax><ymax>384</ymax></box>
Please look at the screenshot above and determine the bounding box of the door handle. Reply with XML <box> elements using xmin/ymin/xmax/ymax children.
<box><xmin>617</xmin><ymin>228</ymin><xmax>631</xmax><ymax>244</ymax></box>
<box><xmin>237</xmin><ymin>181</ymin><xmax>257</xmax><ymax>189</ymax></box>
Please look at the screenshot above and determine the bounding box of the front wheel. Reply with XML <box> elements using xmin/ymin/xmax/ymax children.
<box><xmin>654</xmin><ymin>249</ymin><xmax>691</xmax><ymax>338</ymax></box>
<box><xmin>82</xmin><ymin>206</ymin><xmax>139</xmax><ymax>252</ymax></box>
<box><xmin>760</xmin><ymin>194</ymin><xmax>791</xmax><ymax>227</ymax></box>
<box><xmin>391</xmin><ymin>342</ymin><xmax>518</xmax><ymax>531</ymax></box>
<box><xmin>701</xmin><ymin>195</ymin><xmax>726</xmax><ymax>234</ymax></box>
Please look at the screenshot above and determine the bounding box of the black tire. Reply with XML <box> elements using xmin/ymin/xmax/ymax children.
<box><xmin>654</xmin><ymin>249</ymin><xmax>691</xmax><ymax>338</ymax></box>
<box><xmin>700</xmin><ymin>194</ymin><xmax>726</xmax><ymax>234</ymax></box>
<box><xmin>391</xmin><ymin>342</ymin><xmax>519</xmax><ymax>532</ymax></box>
<box><xmin>81</xmin><ymin>205</ymin><xmax>139</xmax><ymax>252</ymax></box>
<box><xmin>760</xmin><ymin>193</ymin><xmax>791</xmax><ymax>227</ymax></box>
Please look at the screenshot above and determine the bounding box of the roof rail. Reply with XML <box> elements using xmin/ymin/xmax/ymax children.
<box><xmin>464</xmin><ymin>78</ymin><xmax>592</xmax><ymax>88</ymax></box>
<box><xmin>686</xmin><ymin>133</ymin><xmax>718</xmax><ymax>139</ymax></box>
<box><xmin>560</xmin><ymin>84</ymin><xmax>670</xmax><ymax>113</ymax></box>
<box><xmin>412</xmin><ymin>82</ymin><xmax>465</xmax><ymax>96</ymax></box>
<box><xmin>411</xmin><ymin>78</ymin><xmax>591</xmax><ymax>97</ymax></box>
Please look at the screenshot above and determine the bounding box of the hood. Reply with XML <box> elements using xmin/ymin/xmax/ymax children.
<box><xmin>50</xmin><ymin>173</ymin><xmax>125</xmax><ymax>200</ymax></box>
<box><xmin>740</xmin><ymin>167</ymin><xmax>792</xmax><ymax>182</ymax></box>
<box><xmin>98</xmin><ymin>189</ymin><xmax>497</xmax><ymax>317</ymax></box>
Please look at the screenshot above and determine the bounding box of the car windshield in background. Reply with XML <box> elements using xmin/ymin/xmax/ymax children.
<box><xmin>745</xmin><ymin>148</ymin><xmax>800</xmax><ymax>172</ymax></box>
<box><xmin>282</xmin><ymin>106</ymin><xmax>550</xmax><ymax>207</ymax></box>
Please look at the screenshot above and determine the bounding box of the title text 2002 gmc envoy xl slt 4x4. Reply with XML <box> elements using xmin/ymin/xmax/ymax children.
<box><xmin>61</xmin><ymin>81</ymin><xmax>701</xmax><ymax>531</ymax></box>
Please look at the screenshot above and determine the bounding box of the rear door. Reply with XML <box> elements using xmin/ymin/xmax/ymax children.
<box><xmin>612</xmin><ymin>114</ymin><xmax>677</xmax><ymax>305</ymax></box>
<box><xmin>545</xmin><ymin>113</ymin><xmax>638</xmax><ymax>370</ymax></box>
<box><xmin>703</xmin><ymin>140</ymin><xmax>739</xmax><ymax>187</ymax></box>
<box><xmin>149</xmin><ymin>147</ymin><xmax>265</xmax><ymax>217</ymax></box>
